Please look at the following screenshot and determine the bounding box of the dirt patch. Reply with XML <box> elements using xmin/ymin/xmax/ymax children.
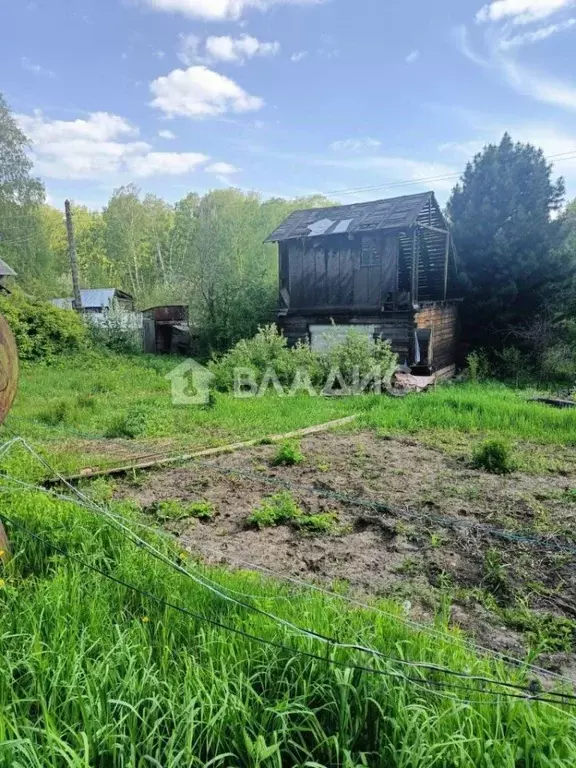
<box><xmin>115</xmin><ymin>430</ymin><xmax>576</xmax><ymax>670</ymax></box>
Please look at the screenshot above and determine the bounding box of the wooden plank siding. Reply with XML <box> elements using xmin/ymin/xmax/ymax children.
<box><xmin>287</xmin><ymin>233</ymin><xmax>399</xmax><ymax>312</ymax></box>
<box><xmin>416</xmin><ymin>304</ymin><xmax>458</xmax><ymax>370</ymax></box>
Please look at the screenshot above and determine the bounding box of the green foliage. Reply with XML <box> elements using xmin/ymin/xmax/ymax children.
<box><xmin>152</xmin><ymin>499</ymin><xmax>215</xmax><ymax>523</ymax></box>
<box><xmin>466</xmin><ymin>350</ymin><xmax>492</xmax><ymax>382</ymax></box>
<box><xmin>87</xmin><ymin>303</ymin><xmax>142</xmax><ymax>354</ymax></box>
<box><xmin>321</xmin><ymin>327</ymin><xmax>398</xmax><ymax>391</ymax></box>
<box><xmin>104</xmin><ymin>407</ymin><xmax>148</xmax><ymax>439</ymax></box>
<box><xmin>37</xmin><ymin>399</ymin><xmax>71</xmax><ymax>426</ymax></box>
<box><xmin>272</xmin><ymin>440</ymin><xmax>304</xmax><ymax>466</ymax></box>
<box><xmin>0</xmin><ymin>290</ymin><xmax>88</xmax><ymax>361</ymax></box>
<box><xmin>209</xmin><ymin>325</ymin><xmax>397</xmax><ymax>394</ymax></box>
<box><xmin>482</xmin><ymin>548</ymin><xmax>512</xmax><ymax>602</ymax></box>
<box><xmin>447</xmin><ymin>133</ymin><xmax>568</xmax><ymax>348</ymax></box>
<box><xmin>187</xmin><ymin>501</ymin><xmax>216</xmax><ymax>520</ymax></box>
<box><xmin>472</xmin><ymin>439</ymin><xmax>515</xmax><ymax>475</ymax></box>
<box><xmin>248</xmin><ymin>491</ymin><xmax>337</xmax><ymax>534</ymax></box>
<box><xmin>248</xmin><ymin>491</ymin><xmax>303</xmax><ymax>529</ymax></box>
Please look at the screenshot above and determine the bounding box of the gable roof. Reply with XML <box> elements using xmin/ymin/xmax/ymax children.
<box><xmin>265</xmin><ymin>191</ymin><xmax>434</xmax><ymax>243</ymax></box>
<box><xmin>51</xmin><ymin>288</ymin><xmax>133</xmax><ymax>310</ymax></box>
<box><xmin>0</xmin><ymin>258</ymin><xmax>17</xmax><ymax>277</ymax></box>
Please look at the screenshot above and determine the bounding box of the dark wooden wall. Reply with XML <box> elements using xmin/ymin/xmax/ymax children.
<box><xmin>283</xmin><ymin>232</ymin><xmax>399</xmax><ymax>311</ymax></box>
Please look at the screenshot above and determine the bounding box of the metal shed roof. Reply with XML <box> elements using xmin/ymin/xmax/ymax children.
<box><xmin>265</xmin><ymin>191</ymin><xmax>434</xmax><ymax>243</ymax></box>
<box><xmin>0</xmin><ymin>258</ymin><xmax>17</xmax><ymax>277</ymax></box>
<box><xmin>51</xmin><ymin>288</ymin><xmax>133</xmax><ymax>310</ymax></box>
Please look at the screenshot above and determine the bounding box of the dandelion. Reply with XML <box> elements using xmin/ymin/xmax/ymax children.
<box><xmin>141</xmin><ymin>616</ymin><xmax>150</xmax><ymax>624</ymax></box>
<box><xmin>0</xmin><ymin>579</ymin><xmax>5</xmax><ymax>589</ymax></box>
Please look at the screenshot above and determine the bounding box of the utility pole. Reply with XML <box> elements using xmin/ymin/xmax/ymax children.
<box><xmin>65</xmin><ymin>199</ymin><xmax>83</xmax><ymax>311</ymax></box>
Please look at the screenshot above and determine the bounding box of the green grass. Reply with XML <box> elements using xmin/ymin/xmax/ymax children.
<box><xmin>361</xmin><ymin>383</ymin><xmax>576</xmax><ymax>445</ymax></box>
<box><xmin>1</xmin><ymin>488</ymin><xmax>575</xmax><ymax>767</ymax></box>
<box><xmin>5</xmin><ymin>354</ymin><xmax>576</xmax><ymax>482</ymax></box>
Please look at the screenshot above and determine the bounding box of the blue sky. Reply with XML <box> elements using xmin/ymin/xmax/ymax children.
<box><xmin>2</xmin><ymin>0</ymin><xmax>576</xmax><ymax>209</ymax></box>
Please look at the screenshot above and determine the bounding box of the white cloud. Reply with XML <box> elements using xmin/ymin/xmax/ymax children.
<box><xmin>180</xmin><ymin>34</ymin><xmax>280</xmax><ymax>65</ymax></box>
<box><xmin>291</xmin><ymin>50</ymin><xmax>308</xmax><ymax>62</ymax></box>
<box><xmin>205</xmin><ymin>34</ymin><xmax>280</xmax><ymax>63</ymax></box>
<box><xmin>21</xmin><ymin>56</ymin><xmax>55</xmax><ymax>78</ymax></box>
<box><xmin>500</xmin><ymin>57</ymin><xmax>576</xmax><ymax>110</ymax></box>
<box><xmin>128</xmin><ymin>152</ymin><xmax>208</xmax><ymax>177</ymax></box>
<box><xmin>141</xmin><ymin>0</ymin><xmax>326</xmax><ymax>21</ymax></box>
<box><xmin>158</xmin><ymin>129</ymin><xmax>177</xmax><ymax>139</ymax></box>
<box><xmin>16</xmin><ymin>111</ymin><xmax>214</xmax><ymax>180</ymax></box>
<box><xmin>476</xmin><ymin>0</ymin><xmax>576</xmax><ymax>24</ymax></box>
<box><xmin>206</xmin><ymin>161</ymin><xmax>241</xmax><ymax>174</ymax></box>
<box><xmin>405</xmin><ymin>50</ymin><xmax>420</xmax><ymax>64</ymax></box>
<box><xmin>499</xmin><ymin>17</ymin><xmax>576</xmax><ymax>46</ymax></box>
<box><xmin>150</xmin><ymin>66</ymin><xmax>264</xmax><ymax>118</ymax></box>
<box><xmin>330</xmin><ymin>138</ymin><xmax>382</xmax><ymax>153</ymax></box>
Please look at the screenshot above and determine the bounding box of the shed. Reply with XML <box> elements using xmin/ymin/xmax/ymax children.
<box><xmin>142</xmin><ymin>305</ymin><xmax>192</xmax><ymax>355</ymax></box>
<box><xmin>265</xmin><ymin>191</ymin><xmax>460</xmax><ymax>374</ymax></box>
<box><xmin>0</xmin><ymin>258</ymin><xmax>17</xmax><ymax>293</ymax></box>
<box><xmin>51</xmin><ymin>288</ymin><xmax>135</xmax><ymax>313</ymax></box>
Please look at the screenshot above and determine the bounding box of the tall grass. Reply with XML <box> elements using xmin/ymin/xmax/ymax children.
<box><xmin>0</xmin><ymin>488</ymin><xmax>575</xmax><ymax>766</ymax></box>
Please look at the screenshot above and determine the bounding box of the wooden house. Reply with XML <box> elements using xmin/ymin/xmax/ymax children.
<box><xmin>265</xmin><ymin>191</ymin><xmax>459</xmax><ymax>373</ymax></box>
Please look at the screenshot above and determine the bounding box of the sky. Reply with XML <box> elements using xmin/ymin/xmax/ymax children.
<box><xmin>2</xmin><ymin>0</ymin><xmax>576</xmax><ymax>210</ymax></box>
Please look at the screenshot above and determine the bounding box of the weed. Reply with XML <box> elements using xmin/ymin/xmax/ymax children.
<box><xmin>472</xmin><ymin>439</ymin><xmax>515</xmax><ymax>475</ymax></box>
<box><xmin>296</xmin><ymin>512</ymin><xmax>338</xmax><ymax>534</ymax></box>
<box><xmin>482</xmin><ymin>548</ymin><xmax>512</xmax><ymax>603</ymax></box>
<box><xmin>105</xmin><ymin>408</ymin><xmax>148</xmax><ymax>439</ymax></box>
<box><xmin>38</xmin><ymin>399</ymin><xmax>70</xmax><ymax>426</ymax></box>
<box><xmin>248</xmin><ymin>492</ymin><xmax>302</xmax><ymax>529</ymax></box>
<box><xmin>86</xmin><ymin>477</ymin><xmax>116</xmax><ymax>503</ymax></box>
<box><xmin>187</xmin><ymin>501</ymin><xmax>216</xmax><ymax>521</ymax></box>
<box><xmin>271</xmin><ymin>440</ymin><xmax>304</xmax><ymax>467</ymax></box>
<box><xmin>429</xmin><ymin>532</ymin><xmax>446</xmax><ymax>549</ymax></box>
<box><xmin>76</xmin><ymin>392</ymin><xmax>97</xmax><ymax>410</ymax></box>
<box><xmin>502</xmin><ymin>605</ymin><xmax>575</xmax><ymax>653</ymax></box>
<box><xmin>564</xmin><ymin>488</ymin><xmax>576</xmax><ymax>502</ymax></box>
<box><xmin>394</xmin><ymin>557</ymin><xmax>421</xmax><ymax>576</ymax></box>
<box><xmin>152</xmin><ymin>499</ymin><xmax>216</xmax><ymax>522</ymax></box>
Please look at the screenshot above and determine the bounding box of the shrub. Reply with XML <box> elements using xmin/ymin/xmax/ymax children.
<box><xmin>105</xmin><ymin>407</ymin><xmax>147</xmax><ymax>439</ymax></box>
<box><xmin>272</xmin><ymin>440</ymin><xmax>304</xmax><ymax>467</ymax></box>
<box><xmin>87</xmin><ymin>302</ymin><xmax>142</xmax><ymax>354</ymax></box>
<box><xmin>209</xmin><ymin>324</ymin><xmax>397</xmax><ymax>395</ymax></box>
<box><xmin>0</xmin><ymin>289</ymin><xmax>88</xmax><ymax>361</ymax></box>
<box><xmin>467</xmin><ymin>349</ymin><xmax>492</xmax><ymax>382</ymax></box>
<box><xmin>472</xmin><ymin>439</ymin><xmax>515</xmax><ymax>475</ymax></box>
<box><xmin>321</xmin><ymin>328</ymin><xmax>397</xmax><ymax>392</ymax></box>
<box><xmin>495</xmin><ymin>346</ymin><xmax>524</xmax><ymax>386</ymax></box>
<box><xmin>187</xmin><ymin>501</ymin><xmax>215</xmax><ymax>520</ymax></box>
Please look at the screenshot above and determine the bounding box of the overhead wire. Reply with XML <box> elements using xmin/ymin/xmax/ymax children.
<box><xmin>2</xmin><ymin>425</ymin><xmax>576</xmax><ymax>687</ymax></box>
<box><xmin>2</xmin><ymin>506</ymin><xmax>575</xmax><ymax>710</ymax></box>
<box><xmin>2</xmin><ymin>434</ymin><xmax>576</xmax><ymax>704</ymax></box>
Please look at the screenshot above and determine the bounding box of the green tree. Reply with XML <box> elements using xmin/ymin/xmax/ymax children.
<box><xmin>446</xmin><ymin>133</ymin><xmax>567</xmax><ymax>345</ymax></box>
<box><xmin>0</xmin><ymin>94</ymin><xmax>48</xmax><ymax>288</ymax></box>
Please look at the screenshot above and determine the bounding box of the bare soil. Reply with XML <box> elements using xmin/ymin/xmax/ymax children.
<box><xmin>116</xmin><ymin>430</ymin><xmax>576</xmax><ymax>673</ymax></box>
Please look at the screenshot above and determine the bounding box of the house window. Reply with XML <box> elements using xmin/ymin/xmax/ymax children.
<box><xmin>361</xmin><ymin>235</ymin><xmax>382</xmax><ymax>267</ymax></box>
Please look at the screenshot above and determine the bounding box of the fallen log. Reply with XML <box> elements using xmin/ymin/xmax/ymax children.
<box><xmin>530</xmin><ymin>397</ymin><xmax>576</xmax><ymax>409</ymax></box>
<box><xmin>44</xmin><ymin>415</ymin><xmax>359</xmax><ymax>486</ymax></box>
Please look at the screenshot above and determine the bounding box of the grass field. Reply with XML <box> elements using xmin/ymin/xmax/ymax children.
<box><xmin>1</xmin><ymin>352</ymin><xmax>576</xmax><ymax>766</ymax></box>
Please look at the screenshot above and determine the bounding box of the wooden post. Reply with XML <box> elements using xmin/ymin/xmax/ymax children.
<box><xmin>65</xmin><ymin>200</ymin><xmax>83</xmax><ymax>311</ymax></box>
<box><xmin>443</xmin><ymin>232</ymin><xmax>450</xmax><ymax>301</ymax></box>
<box><xmin>0</xmin><ymin>520</ymin><xmax>10</xmax><ymax>564</ymax></box>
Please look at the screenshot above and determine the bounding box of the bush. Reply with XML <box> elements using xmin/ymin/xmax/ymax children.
<box><xmin>472</xmin><ymin>439</ymin><xmax>515</xmax><ymax>475</ymax></box>
<box><xmin>0</xmin><ymin>289</ymin><xmax>88</xmax><ymax>361</ymax></box>
<box><xmin>272</xmin><ymin>441</ymin><xmax>304</xmax><ymax>467</ymax></box>
<box><xmin>87</xmin><ymin>302</ymin><xmax>142</xmax><ymax>354</ymax></box>
<box><xmin>209</xmin><ymin>324</ymin><xmax>397</xmax><ymax>394</ymax></box>
<box><xmin>320</xmin><ymin>327</ymin><xmax>397</xmax><ymax>391</ymax></box>
<box><xmin>248</xmin><ymin>491</ymin><xmax>303</xmax><ymax>529</ymax></box>
<box><xmin>466</xmin><ymin>350</ymin><xmax>492</xmax><ymax>382</ymax></box>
